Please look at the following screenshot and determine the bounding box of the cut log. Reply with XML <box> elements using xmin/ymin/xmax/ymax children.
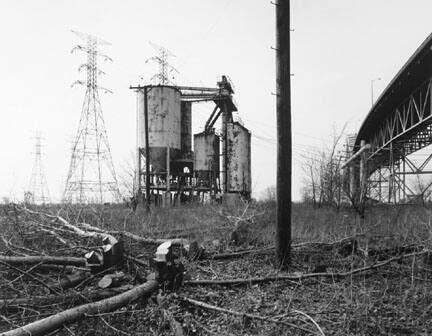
<box><xmin>97</xmin><ymin>272</ymin><xmax>126</xmax><ymax>289</ymax></box>
<box><xmin>0</xmin><ymin>255</ymin><xmax>86</xmax><ymax>267</ymax></box>
<box><xmin>102</xmin><ymin>239</ymin><xmax>124</xmax><ymax>268</ymax></box>
<box><xmin>3</xmin><ymin>278</ymin><xmax>159</xmax><ymax>336</ymax></box>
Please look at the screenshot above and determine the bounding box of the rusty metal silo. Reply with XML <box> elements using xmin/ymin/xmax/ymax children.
<box><xmin>226</xmin><ymin>122</ymin><xmax>251</xmax><ymax>197</ymax></box>
<box><xmin>194</xmin><ymin>131</ymin><xmax>220</xmax><ymax>189</ymax></box>
<box><xmin>137</xmin><ymin>86</ymin><xmax>181</xmax><ymax>173</ymax></box>
<box><xmin>181</xmin><ymin>101</ymin><xmax>192</xmax><ymax>158</ymax></box>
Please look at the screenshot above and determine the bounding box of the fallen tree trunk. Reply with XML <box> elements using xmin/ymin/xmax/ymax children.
<box><xmin>0</xmin><ymin>255</ymin><xmax>86</xmax><ymax>267</ymax></box>
<box><xmin>33</xmin><ymin>264</ymin><xmax>79</xmax><ymax>273</ymax></box>
<box><xmin>22</xmin><ymin>207</ymin><xmax>187</xmax><ymax>246</ymax></box>
<box><xmin>204</xmin><ymin>235</ymin><xmax>366</xmax><ymax>260</ymax></box>
<box><xmin>185</xmin><ymin>250</ymin><xmax>430</xmax><ymax>286</ymax></box>
<box><xmin>108</xmin><ymin>230</ymin><xmax>187</xmax><ymax>246</ymax></box>
<box><xmin>3</xmin><ymin>279</ymin><xmax>159</xmax><ymax>336</ymax></box>
<box><xmin>21</xmin><ymin>207</ymin><xmax>117</xmax><ymax>242</ymax></box>
<box><xmin>74</xmin><ymin>223</ymin><xmax>187</xmax><ymax>245</ymax></box>
<box><xmin>0</xmin><ymin>285</ymin><xmax>134</xmax><ymax>311</ymax></box>
<box><xmin>179</xmin><ymin>296</ymin><xmax>318</xmax><ymax>335</ymax></box>
<box><xmin>209</xmin><ymin>246</ymin><xmax>275</xmax><ymax>260</ymax></box>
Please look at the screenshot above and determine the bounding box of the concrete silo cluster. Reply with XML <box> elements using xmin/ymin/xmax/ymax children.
<box><xmin>132</xmin><ymin>76</ymin><xmax>251</xmax><ymax>206</ymax></box>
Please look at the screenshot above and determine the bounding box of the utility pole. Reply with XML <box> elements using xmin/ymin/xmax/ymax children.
<box><xmin>276</xmin><ymin>0</ymin><xmax>292</xmax><ymax>268</ymax></box>
<box><xmin>144</xmin><ymin>86</ymin><xmax>151</xmax><ymax>212</ymax></box>
<box><xmin>130</xmin><ymin>84</ymin><xmax>153</xmax><ymax>211</ymax></box>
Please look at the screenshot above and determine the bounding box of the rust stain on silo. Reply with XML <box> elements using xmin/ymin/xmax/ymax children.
<box><xmin>227</xmin><ymin>122</ymin><xmax>251</xmax><ymax>196</ymax></box>
<box><xmin>181</xmin><ymin>101</ymin><xmax>192</xmax><ymax>158</ymax></box>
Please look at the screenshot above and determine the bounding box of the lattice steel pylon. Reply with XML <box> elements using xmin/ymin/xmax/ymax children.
<box><xmin>28</xmin><ymin>134</ymin><xmax>51</xmax><ymax>204</ymax></box>
<box><xmin>145</xmin><ymin>42</ymin><xmax>178</xmax><ymax>85</ymax></box>
<box><xmin>63</xmin><ymin>30</ymin><xmax>120</xmax><ymax>204</ymax></box>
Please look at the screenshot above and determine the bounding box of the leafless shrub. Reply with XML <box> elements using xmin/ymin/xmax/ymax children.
<box><xmin>301</xmin><ymin>125</ymin><xmax>346</xmax><ymax>210</ymax></box>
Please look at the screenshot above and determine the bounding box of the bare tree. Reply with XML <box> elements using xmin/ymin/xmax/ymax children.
<box><xmin>117</xmin><ymin>151</ymin><xmax>137</xmax><ymax>201</ymax></box>
<box><xmin>300</xmin><ymin>125</ymin><xmax>346</xmax><ymax>210</ymax></box>
<box><xmin>412</xmin><ymin>175</ymin><xmax>432</xmax><ymax>206</ymax></box>
<box><xmin>260</xmin><ymin>185</ymin><xmax>276</xmax><ymax>202</ymax></box>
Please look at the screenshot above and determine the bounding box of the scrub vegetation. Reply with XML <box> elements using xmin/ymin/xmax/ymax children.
<box><xmin>1</xmin><ymin>201</ymin><xmax>431</xmax><ymax>335</ymax></box>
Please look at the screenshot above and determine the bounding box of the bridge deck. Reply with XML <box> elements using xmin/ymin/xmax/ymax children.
<box><xmin>355</xmin><ymin>33</ymin><xmax>432</xmax><ymax>170</ymax></box>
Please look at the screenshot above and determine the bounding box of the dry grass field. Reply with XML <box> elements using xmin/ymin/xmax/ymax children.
<box><xmin>1</xmin><ymin>201</ymin><xmax>432</xmax><ymax>335</ymax></box>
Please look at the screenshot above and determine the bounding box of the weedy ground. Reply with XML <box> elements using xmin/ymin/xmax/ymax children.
<box><xmin>1</xmin><ymin>201</ymin><xmax>432</xmax><ymax>335</ymax></box>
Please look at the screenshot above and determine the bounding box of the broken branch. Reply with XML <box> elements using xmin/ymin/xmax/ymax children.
<box><xmin>0</xmin><ymin>285</ymin><xmax>134</xmax><ymax>311</ymax></box>
<box><xmin>0</xmin><ymin>255</ymin><xmax>86</xmax><ymax>267</ymax></box>
<box><xmin>186</xmin><ymin>250</ymin><xmax>430</xmax><ymax>286</ymax></box>
<box><xmin>179</xmin><ymin>296</ymin><xmax>318</xmax><ymax>335</ymax></box>
<box><xmin>3</xmin><ymin>279</ymin><xmax>158</xmax><ymax>336</ymax></box>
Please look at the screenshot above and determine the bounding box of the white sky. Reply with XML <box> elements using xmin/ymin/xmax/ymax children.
<box><xmin>1</xmin><ymin>0</ymin><xmax>432</xmax><ymax>202</ymax></box>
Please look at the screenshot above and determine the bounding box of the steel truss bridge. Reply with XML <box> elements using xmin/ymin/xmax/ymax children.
<box><xmin>347</xmin><ymin>33</ymin><xmax>432</xmax><ymax>203</ymax></box>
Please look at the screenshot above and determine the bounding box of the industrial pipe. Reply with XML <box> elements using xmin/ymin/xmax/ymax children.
<box><xmin>341</xmin><ymin>143</ymin><xmax>371</xmax><ymax>169</ymax></box>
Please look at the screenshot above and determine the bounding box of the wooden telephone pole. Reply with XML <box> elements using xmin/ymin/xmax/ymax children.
<box><xmin>276</xmin><ymin>0</ymin><xmax>292</xmax><ymax>268</ymax></box>
<box><xmin>144</xmin><ymin>86</ymin><xmax>151</xmax><ymax>212</ymax></box>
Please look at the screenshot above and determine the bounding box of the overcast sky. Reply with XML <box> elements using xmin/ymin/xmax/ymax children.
<box><xmin>1</xmin><ymin>0</ymin><xmax>432</xmax><ymax>202</ymax></box>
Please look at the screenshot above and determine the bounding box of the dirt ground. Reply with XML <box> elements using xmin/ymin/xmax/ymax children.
<box><xmin>1</xmin><ymin>202</ymin><xmax>432</xmax><ymax>335</ymax></box>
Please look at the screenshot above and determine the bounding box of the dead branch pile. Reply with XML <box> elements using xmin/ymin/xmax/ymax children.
<box><xmin>0</xmin><ymin>206</ymin><xmax>165</xmax><ymax>334</ymax></box>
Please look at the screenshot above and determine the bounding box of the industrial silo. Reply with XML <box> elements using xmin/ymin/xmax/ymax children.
<box><xmin>180</xmin><ymin>101</ymin><xmax>192</xmax><ymax>158</ymax></box>
<box><xmin>136</xmin><ymin>86</ymin><xmax>182</xmax><ymax>173</ymax></box>
<box><xmin>194</xmin><ymin>132</ymin><xmax>220</xmax><ymax>189</ymax></box>
<box><xmin>226</xmin><ymin>122</ymin><xmax>251</xmax><ymax>197</ymax></box>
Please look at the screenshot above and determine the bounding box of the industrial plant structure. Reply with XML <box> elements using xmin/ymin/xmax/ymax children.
<box><xmin>131</xmin><ymin>75</ymin><xmax>251</xmax><ymax>206</ymax></box>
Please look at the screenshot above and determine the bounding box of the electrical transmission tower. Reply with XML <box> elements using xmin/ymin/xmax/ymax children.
<box><xmin>146</xmin><ymin>42</ymin><xmax>179</xmax><ymax>85</ymax></box>
<box><xmin>28</xmin><ymin>134</ymin><xmax>51</xmax><ymax>204</ymax></box>
<box><xmin>63</xmin><ymin>30</ymin><xmax>120</xmax><ymax>204</ymax></box>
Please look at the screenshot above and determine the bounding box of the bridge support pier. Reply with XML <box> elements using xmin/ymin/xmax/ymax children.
<box><xmin>367</xmin><ymin>140</ymin><xmax>432</xmax><ymax>204</ymax></box>
<box><xmin>349</xmin><ymin>164</ymin><xmax>357</xmax><ymax>200</ymax></box>
<box><xmin>359</xmin><ymin>140</ymin><xmax>369</xmax><ymax>201</ymax></box>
